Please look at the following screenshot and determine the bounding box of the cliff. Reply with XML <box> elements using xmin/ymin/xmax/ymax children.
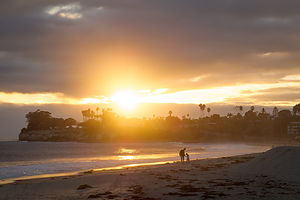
<box><xmin>19</xmin><ymin>128</ymin><xmax>100</xmax><ymax>142</ymax></box>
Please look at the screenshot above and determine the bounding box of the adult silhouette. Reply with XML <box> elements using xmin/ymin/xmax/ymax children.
<box><xmin>179</xmin><ymin>148</ymin><xmax>186</xmax><ymax>162</ymax></box>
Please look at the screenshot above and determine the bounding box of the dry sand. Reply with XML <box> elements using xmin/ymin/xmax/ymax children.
<box><xmin>0</xmin><ymin>146</ymin><xmax>299</xmax><ymax>200</ymax></box>
<box><xmin>230</xmin><ymin>146</ymin><xmax>300</xmax><ymax>182</ymax></box>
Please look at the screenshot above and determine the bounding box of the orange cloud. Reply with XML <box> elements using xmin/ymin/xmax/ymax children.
<box><xmin>1</xmin><ymin>81</ymin><xmax>299</xmax><ymax>107</ymax></box>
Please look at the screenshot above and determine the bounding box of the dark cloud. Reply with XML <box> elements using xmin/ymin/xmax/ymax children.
<box><xmin>0</xmin><ymin>0</ymin><xmax>300</xmax><ymax>97</ymax></box>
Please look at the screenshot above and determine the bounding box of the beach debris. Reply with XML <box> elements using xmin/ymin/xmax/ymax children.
<box><xmin>87</xmin><ymin>191</ymin><xmax>112</xmax><ymax>198</ymax></box>
<box><xmin>165</xmin><ymin>183</ymin><xmax>179</xmax><ymax>188</ymax></box>
<box><xmin>179</xmin><ymin>184</ymin><xmax>202</xmax><ymax>193</ymax></box>
<box><xmin>130</xmin><ymin>196</ymin><xmax>159</xmax><ymax>200</ymax></box>
<box><xmin>128</xmin><ymin>185</ymin><xmax>144</xmax><ymax>194</ymax></box>
<box><xmin>214</xmin><ymin>163</ymin><xmax>229</xmax><ymax>168</ymax></box>
<box><xmin>77</xmin><ymin>184</ymin><xmax>93</xmax><ymax>190</ymax></box>
<box><xmin>87</xmin><ymin>194</ymin><xmax>100</xmax><ymax>198</ymax></box>
<box><xmin>87</xmin><ymin>194</ymin><xmax>101</xmax><ymax>198</ymax></box>
<box><xmin>202</xmin><ymin>190</ymin><xmax>228</xmax><ymax>198</ymax></box>
<box><xmin>207</xmin><ymin>178</ymin><xmax>248</xmax><ymax>187</ymax></box>
<box><xmin>163</xmin><ymin>192</ymin><xmax>197</xmax><ymax>197</ymax></box>
<box><xmin>103</xmin><ymin>191</ymin><xmax>113</xmax><ymax>195</ymax></box>
<box><xmin>156</xmin><ymin>174</ymin><xmax>176</xmax><ymax>181</ymax></box>
<box><xmin>107</xmin><ymin>194</ymin><xmax>120</xmax><ymax>199</ymax></box>
<box><xmin>169</xmin><ymin>169</ymin><xmax>190</xmax><ymax>173</ymax></box>
<box><xmin>164</xmin><ymin>182</ymin><xmax>229</xmax><ymax>198</ymax></box>
<box><xmin>83</xmin><ymin>170</ymin><xmax>94</xmax><ymax>174</ymax></box>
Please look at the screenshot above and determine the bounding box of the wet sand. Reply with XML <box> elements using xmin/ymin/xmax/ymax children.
<box><xmin>0</xmin><ymin>149</ymin><xmax>299</xmax><ymax>200</ymax></box>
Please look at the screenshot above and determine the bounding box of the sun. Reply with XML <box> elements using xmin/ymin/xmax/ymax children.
<box><xmin>111</xmin><ymin>90</ymin><xmax>140</xmax><ymax>111</ymax></box>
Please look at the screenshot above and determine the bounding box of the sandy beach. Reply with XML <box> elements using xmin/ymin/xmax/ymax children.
<box><xmin>0</xmin><ymin>146</ymin><xmax>299</xmax><ymax>200</ymax></box>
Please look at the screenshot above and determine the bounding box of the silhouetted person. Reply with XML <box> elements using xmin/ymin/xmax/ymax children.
<box><xmin>186</xmin><ymin>153</ymin><xmax>190</xmax><ymax>162</ymax></box>
<box><xmin>179</xmin><ymin>148</ymin><xmax>186</xmax><ymax>162</ymax></box>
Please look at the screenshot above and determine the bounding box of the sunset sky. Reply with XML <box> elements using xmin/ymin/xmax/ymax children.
<box><xmin>1</xmin><ymin>0</ymin><xmax>300</xmax><ymax>139</ymax></box>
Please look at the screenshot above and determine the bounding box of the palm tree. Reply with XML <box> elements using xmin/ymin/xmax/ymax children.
<box><xmin>81</xmin><ymin>108</ymin><xmax>91</xmax><ymax>121</ymax></box>
<box><xmin>87</xmin><ymin>108</ymin><xmax>91</xmax><ymax>119</ymax></box>
<box><xmin>81</xmin><ymin>110</ymin><xmax>85</xmax><ymax>121</ymax></box>
<box><xmin>198</xmin><ymin>104</ymin><xmax>206</xmax><ymax>118</ymax></box>
<box><xmin>90</xmin><ymin>110</ymin><xmax>95</xmax><ymax>119</ymax></box>
<box><xmin>227</xmin><ymin>113</ymin><xmax>233</xmax><ymax>118</ymax></box>
<box><xmin>293</xmin><ymin>103</ymin><xmax>300</xmax><ymax>116</ymax></box>
<box><xmin>207</xmin><ymin>107</ymin><xmax>211</xmax><ymax>116</ymax></box>
<box><xmin>239</xmin><ymin>106</ymin><xmax>243</xmax><ymax>114</ymax></box>
<box><xmin>235</xmin><ymin>106</ymin><xmax>243</xmax><ymax>115</ymax></box>
<box><xmin>168</xmin><ymin>110</ymin><xmax>173</xmax><ymax>117</ymax></box>
<box><xmin>272</xmin><ymin>107</ymin><xmax>279</xmax><ymax>118</ymax></box>
<box><xmin>96</xmin><ymin>107</ymin><xmax>100</xmax><ymax>120</ymax></box>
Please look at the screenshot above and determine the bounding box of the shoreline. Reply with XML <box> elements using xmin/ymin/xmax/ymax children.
<box><xmin>1</xmin><ymin>149</ymin><xmax>300</xmax><ymax>199</ymax></box>
<box><xmin>0</xmin><ymin>160</ymin><xmax>175</xmax><ymax>186</ymax></box>
<box><xmin>0</xmin><ymin>152</ymin><xmax>263</xmax><ymax>186</ymax></box>
<box><xmin>0</xmin><ymin>142</ymin><xmax>272</xmax><ymax>184</ymax></box>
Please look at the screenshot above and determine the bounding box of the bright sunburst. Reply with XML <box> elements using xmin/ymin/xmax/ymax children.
<box><xmin>111</xmin><ymin>90</ymin><xmax>140</xmax><ymax>111</ymax></box>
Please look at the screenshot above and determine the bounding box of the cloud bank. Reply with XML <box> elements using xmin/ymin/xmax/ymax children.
<box><xmin>0</xmin><ymin>0</ymin><xmax>300</xmax><ymax>105</ymax></box>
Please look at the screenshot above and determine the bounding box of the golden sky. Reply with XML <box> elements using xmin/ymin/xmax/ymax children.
<box><xmin>1</xmin><ymin>0</ymin><xmax>300</xmax><ymax>113</ymax></box>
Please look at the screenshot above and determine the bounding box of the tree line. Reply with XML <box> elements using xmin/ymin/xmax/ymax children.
<box><xmin>22</xmin><ymin>103</ymin><xmax>300</xmax><ymax>142</ymax></box>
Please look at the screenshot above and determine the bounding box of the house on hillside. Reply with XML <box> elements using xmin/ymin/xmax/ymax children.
<box><xmin>288</xmin><ymin>122</ymin><xmax>300</xmax><ymax>135</ymax></box>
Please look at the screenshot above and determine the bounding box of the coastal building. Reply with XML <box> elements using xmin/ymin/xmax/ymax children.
<box><xmin>288</xmin><ymin>122</ymin><xmax>300</xmax><ymax>135</ymax></box>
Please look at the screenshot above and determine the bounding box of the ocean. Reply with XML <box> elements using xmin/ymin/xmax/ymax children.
<box><xmin>0</xmin><ymin>141</ymin><xmax>270</xmax><ymax>183</ymax></box>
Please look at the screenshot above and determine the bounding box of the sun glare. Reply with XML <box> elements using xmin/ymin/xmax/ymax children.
<box><xmin>111</xmin><ymin>90</ymin><xmax>140</xmax><ymax>111</ymax></box>
<box><xmin>80</xmin><ymin>98</ymin><xmax>103</xmax><ymax>104</ymax></box>
<box><xmin>118</xmin><ymin>155</ymin><xmax>135</xmax><ymax>160</ymax></box>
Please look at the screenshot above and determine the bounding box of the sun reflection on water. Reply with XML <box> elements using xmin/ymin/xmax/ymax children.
<box><xmin>117</xmin><ymin>153</ymin><xmax>177</xmax><ymax>160</ymax></box>
<box><xmin>118</xmin><ymin>155</ymin><xmax>135</xmax><ymax>160</ymax></box>
<box><xmin>117</xmin><ymin>148</ymin><xmax>137</xmax><ymax>154</ymax></box>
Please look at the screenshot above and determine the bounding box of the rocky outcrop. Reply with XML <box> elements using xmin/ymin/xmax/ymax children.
<box><xmin>19</xmin><ymin>128</ymin><xmax>97</xmax><ymax>142</ymax></box>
